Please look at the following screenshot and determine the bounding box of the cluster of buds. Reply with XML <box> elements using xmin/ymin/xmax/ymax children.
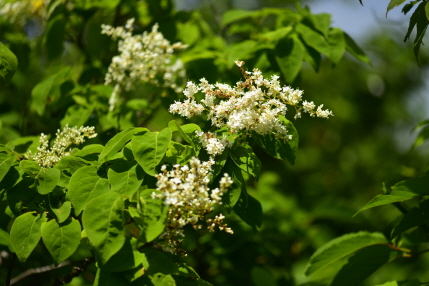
<box><xmin>102</xmin><ymin>19</ymin><xmax>187</xmax><ymax>110</ymax></box>
<box><xmin>154</xmin><ymin>157</ymin><xmax>233</xmax><ymax>255</ymax></box>
<box><xmin>169</xmin><ymin>61</ymin><xmax>333</xmax><ymax>145</ymax></box>
<box><xmin>29</xmin><ymin>125</ymin><xmax>97</xmax><ymax>168</ymax></box>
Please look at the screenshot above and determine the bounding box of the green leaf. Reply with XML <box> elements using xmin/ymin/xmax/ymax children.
<box><xmin>51</xmin><ymin>201</ymin><xmax>72</xmax><ymax>224</ymax></box>
<box><xmin>344</xmin><ymin>32</ymin><xmax>371</xmax><ymax>64</ymax></box>
<box><xmin>20</xmin><ymin>160</ymin><xmax>41</xmax><ymax>175</ymax></box>
<box><xmin>376</xmin><ymin>279</ymin><xmax>420</xmax><ymax>286</ymax></box>
<box><xmin>60</xmin><ymin>104</ymin><xmax>94</xmax><ymax>128</ymax></box>
<box><xmin>150</xmin><ymin>273</ymin><xmax>176</xmax><ymax>286</ymax></box>
<box><xmin>312</xmin><ymin>13</ymin><xmax>331</xmax><ymax>37</ymax></box>
<box><xmin>221</xmin><ymin>9</ymin><xmax>256</xmax><ymax>26</ymax></box>
<box><xmin>31</xmin><ymin>68</ymin><xmax>71</xmax><ymax>116</ymax></box>
<box><xmin>0</xmin><ymin>148</ymin><xmax>16</xmax><ymax>182</ymax></box>
<box><xmin>44</xmin><ymin>14</ymin><xmax>66</xmax><ymax>60</ymax></box>
<box><xmin>6</xmin><ymin>136</ymin><xmax>40</xmax><ymax>154</ymax></box>
<box><xmin>37</xmin><ymin>167</ymin><xmax>60</xmax><ymax>195</ymax></box>
<box><xmin>10</xmin><ymin>212</ymin><xmax>47</xmax><ymax>262</ymax></box>
<box><xmin>275</xmin><ymin>35</ymin><xmax>304</xmax><ymax>83</ymax></box>
<box><xmin>354</xmin><ymin>191</ymin><xmax>417</xmax><ymax>215</ymax></box>
<box><xmin>168</xmin><ymin>121</ymin><xmax>197</xmax><ymax>150</ymax></box>
<box><xmin>229</xmin><ymin>144</ymin><xmax>261</xmax><ymax>181</ymax></box>
<box><xmin>0</xmin><ymin>42</ymin><xmax>18</xmax><ymax>87</ymax></box>
<box><xmin>132</xmin><ymin>128</ymin><xmax>172</xmax><ymax>176</ymax></box>
<box><xmin>327</xmin><ymin>28</ymin><xmax>346</xmax><ymax>64</ymax></box>
<box><xmin>391</xmin><ymin>174</ymin><xmax>429</xmax><ymax>196</ymax></box>
<box><xmin>101</xmin><ymin>237</ymin><xmax>144</xmax><ymax>272</ymax></box>
<box><xmin>82</xmin><ymin>192</ymin><xmax>125</xmax><ymax>265</ymax></box>
<box><xmin>99</xmin><ymin>128</ymin><xmax>148</xmax><ymax>164</ymax></box>
<box><xmin>164</xmin><ymin>141</ymin><xmax>194</xmax><ymax>165</ymax></box>
<box><xmin>0</xmin><ymin>228</ymin><xmax>13</xmax><ymax>252</ymax></box>
<box><xmin>261</xmin><ymin>27</ymin><xmax>293</xmax><ymax>42</ymax></box>
<box><xmin>68</xmin><ymin>166</ymin><xmax>110</xmax><ymax>215</ymax></box>
<box><xmin>138</xmin><ymin>189</ymin><xmax>168</xmax><ymax>244</ymax></box>
<box><xmin>233</xmin><ymin>193</ymin><xmax>262</xmax><ymax>231</ymax></box>
<box><xmin>305</xmin><ymin>231</ymin><xmax>388</xmax><ymax>276</ymax></box>
<box><xmin>221</xmin><ymin>159</ymin><xmax>245</xmax><ymax>213</ymax></box>
<box><xmin>7</xmin><ymin>174</ymin><xmax>36</xmax><ymax>216</ymax></box>
<box><xmin>391</xmin><ymin>199</ymin><xmax>429</xmax><ymax>238</ymax></box>
<box><xmin>404</xmin><ymin>2</ymin><xmax>428</xmax><ymax>63</ymax></box>
<box><xmin>251</xmin><ymin>267</ymin><xmax>277</xmax><ymax>286</ymax></box>
<box><xmin>108</xmin><ymin>159</ymin><xmax>144</xmax><ymax>198</ymax></box>
<box><xmin>331</xmin><ymin>244</ymin><xmax>401</xmax><ymax>286</ymax></box>
<box><xmin>252</xmin><ymin>116</ymin><xmax>298</xmax><ymax>165</ymax></box>
<box><xmin>296</xmin><ymin>23</ymin><xmax>331</xmax><ymax>57</ymax></box>
<box><xmin>387</xmin><ymin>0</ymin><xmax>407</xmax><ymax>16</ymax></box>
<box><xmin>41</xmin><ymin>218</ymin><xmax>81</xmax><ymax>264</ymax></box>
<box><xmin>74</xmin><ymin>0</ymin><xmax>120</xmax><ymax>9</ymax></box>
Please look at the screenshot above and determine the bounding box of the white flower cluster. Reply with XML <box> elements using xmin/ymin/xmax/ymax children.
<box><xmin>0</xmin><ymin>0</ymin><xmax>48</xmax><ymax>26</ymax></box>
<box><xmin>102</xmin><ymin>19</ymin><xmax>187</xmax><ymax>110</ymax></box>
<box><xmin>169</xmin><ymin>61</ymin><xmax>333</xmax><ymax>142</ymax></box>
<box><xmin>154</xmin><ymin>157</ymin><xmax>233</xmax><ymax>255</ymax></box>
<box><xmin>30</xmin><ymin>125</ymin><xmax>97</xmax><ymax>168</ymax></box>
<box><xmin>195</xmin><ymin>131</ymin><xmax>232</xmax><ymax>157</ymax></box>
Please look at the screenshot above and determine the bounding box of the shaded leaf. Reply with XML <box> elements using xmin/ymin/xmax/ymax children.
<box><xmin>354</xmin><ymin>191</ymin><xmax>417</xmax><ymax>215</ymax></box>
<box><xmin>108</xmin><ymin>159</ymin><xmax>144</xmax><ymax>198</ymax></box>
<box><xmin>68</xmin><ymin>166</ymin><xmax>110</xmax><ymax>215</ymax></box>
<box><xmin>132</xmin><ymin>128</ymin><xmax>172</xmax><ymax>176</ymax></box>
<box><xmin>229</xmin><ymin>144</ymin><xmax>261</xmax><ymax>181</ymax></box>
<box><xmin>221</xmin><ymin>9</ymin><xmax>256</xmax><ymax>26</ymax></box>
<box><xmin>83</xmin><ymin>192</ymin><xmax>125</xmax><ymax>265</ymax></box>
<box><xmin>99</xmin><ymin>127</ymin><xmax>148</xmax><ymax>164</ymax></box>
<box><xmin>305</xmin><ymin>231</ymin><xmax>388</xmax><ymax>276</ymax></box>
<box><xmin>275</xmin><ymin>35</ymin><xmax>304</xmax><ymax>83</ymax></box>
<box><xmin>344</xmin><ymin>32</ymin><xmax>371</xmax><ymax>64</ymax></box>
<box><xmin>331</xmin><ymin>244</ymin><xmax>401</xmax><ymax>286</ymax></box>
<box><xmin>0</xmin><ymin>42</ymin><xmax>18</xmax><ymax>87</ymax></box>
<box><xmin>387</xmin><ymin>0</ymin><xmax>407</xmax><ymax>16</ymax></box>
<box><xmin>138</xmin><ymin>189</ymin><xmax>168</xmax><ymax>244</ymax></box>
<box><xmin>222</xmin><ymin>159</ymin><xmax>245</xmax><ymax>213</ymax></box>
<box><xmin>37</xmin><ymin>167</ymin><xmax>60</xmax><ymax>195</ymax></box>
<box><xmin>0</xmin><ymin>148</ymin><xmax>16</xmax><ymax>182</ymax></box>
<box><xmin>233</xmin><ymin>193</ymin><xmax>262</xmax><ymax>231</ymax></box>
<box><xmin>296</xmin><ymin>23</ymin><xmax>331</xmax><ymax>57</ymax></box>
<box><xmin>391</xmin><ymin>199</ymin><xmax>429</xmax><ymax>238</ymax></box>
<box><xmin>101</xmin><ymin>237</ymin><xmax>144</xmax><ymax>272</ymax></box>
<box><xmin>327</xmin><ymin>28</ymin><xmax>345</xmax><ymax>64</ymax></box>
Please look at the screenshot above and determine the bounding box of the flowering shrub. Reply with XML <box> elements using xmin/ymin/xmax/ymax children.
<box><xmin>1</xmin><ymin>1</ymin><xmax>428</xmax><ymax>286</ymax></box>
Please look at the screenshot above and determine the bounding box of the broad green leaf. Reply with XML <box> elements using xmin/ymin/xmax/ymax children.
<box><xmin>412</xmin><ymin>3</ymin><xmax>429</xmax><ymax>64</ymax></box>
<box><xmin>150</xmin><ymin>273</ymin><xmax>176</xmax><ymax>286</ymax></box>
<box><xmin>305</xmin><ymin>231</ymin><xmax>388</xmax><ymax>276</ymax></box>
<box><xmin>261</xmin><ymin>27</ymin><xmax>293</xmax><ymax>42</ymax></box>
<box><xmin>275</xmin><ymin>35</ymin><xmax>304</xmax><ymax>83</ymax></box>
<box><xmin>44</xmin><ymin>14</ymin><xmax>66</xmax><ymax>60</ymax></box>
<box><xmin>312</xmin><ymin>13</ymin><xmax>331</xmax><ymax>36</ymax></box>
<box><xmin>51</xmin><ymin>201</ymin><xmax>72</xmax><ymax>223</ymax></box>
<box><xmin>221</xmin><ymin>9</ymin><xmax>256</xmax><ymax>26</ymax></box>
<box><xmin>354</xmin><ymin>191</ymin><xmax>417</xmax><ymax>215</ymax></box>
<box><xmin>41</xmin><ymin>218</ymin><xmax>81</xmax><ymax>264</ymax></box>
<box><xmin>376</xmin><ymin>279</ymin><xmax>420</xmax><ymax>286</ymax></box>
<box><xmin>74</xmin><ymin>0</ymin><xmax>120</xmax><ymax>9</ymax></box>
<box><xmin>55</xmin><ymin>156</ymin><xmax>87</xmax><ymax>175</ymax></box>
<box><xmin>7</xmin><ymin>174</ymin><xmax>36</xmax><ymax>216</ymax></box>
<box><xmin>6</xmin><ymin>136</ymin><xmax>40</xmax><ymax>154</ymax></box>
<box><xmin>164</xmin><ymin>141</ymin><xmax>194</xmax><ymax>165</ymax></box>
<box><xmin>68</xmin><ymin>166</ymin><xmax>110</xmax><ymax>215</ymax></box>
<box><xmin>391</xmin><ymin>174</ymin><xmax>429</xmax><ymax>196</ymax></box>
<box><xmin>222</xmin><ymin>159</ymin><xmax>245</xmax><ymax>213</ymax></box>
<box><xmin>0</xmin><ymin>42</ymin><xmax>18</xmax><ymax>87</ymax></box>
<box><xmin>132</xmin><ymin>128</ymin><xmax>172</xmax><ymax>176</ymax></box>
<box><xmin>37</xmin><ymin>167</ymin><xmax>60</xmax><ymax>195</ymax></box>
<box><xmin>138</xmin><ymin>189</ymin><xmax>168</xmax><ymax>244</ymax></box>
<box><xmin>31</xmin><ymin>68</ymin><xmax>71</xmax><ymax>116</ymax></box>
<box><xmin>74</xmin><ymin>144</ymin><xmax>104</xmax><ymax>163</ymax></box>
<box><xmin>108</xmin><ymin>159</ymin><xmax>144</xmax><ymax>198</ymax></box>
<box><xmin>20</xmin><ymin>160</ymin><xmax>41</xmax><ymax>175</ymax></box>
<box><xmin>327</xmin><ymin>28</ymin><xmax>346</xmax><ymax>64</ymax></box>
<box><xmin>391</xmin><ymin>199</ymin><xmax>429</xmax><ymax>238</ymax></box>
<box><xmin>387</xmin><ymin>0</ymin><xmax>407</xmax><ymax>16</ymax></box>
<box><xmin>0</xmin><ymin>228</ymin><xmax>12</xmax><ymax>252</ymax></box>
<box><xmin>94</xmin><ymin>269</ymin><xmax>130</xmax><ymax>286</ymax></box>
<box><xmin>99</xmin><ymin>127</ymin><xmax>148</xmax><ymax>164</ymax></box>
<box><xmin>142</xmin><ymin>248</ymin><xmax>178</xmax><ymax>275</ymax></box>
<box><xmin>60</xmin><ymin>104</ymin><xmax>94</xmax><ymax>128</ymax></box>
<box><xmin>10</xmin><ymin>212</ymin><xmax>47</xmax><ymax>262</ymax></box>
<box><xmin>0</xmin><ymin>166</ymin><xmax>22</xmax><ymax>192</ymax></box>
<box><xmin>233</xmin><ymin>193</ymin><xmax>262</xmax><ymax>231</ymax></box>
<box><xmin>331</xmin><ymin>244</ymin><xmax>401</xmax><ymax>286</ymax></box>
<box><xmin>229</xmin><ymin>144</ymin><xmax>261</xmax><ymax>181</ymax></box>
<box><xmin>83</xmin><ymin>192</ymin><xmax>125</xmax><ymax>265</ymax></box>
<box><xmin>344</xmin><ymin>32</ymin><xmax>371</xmax><ymax>64</ymax></box>
<box><xmin>252</xmin><ymin>116</ymin><xmax>298</xmax><ymax>165</ymax></box>
<box><xmin>0</xmin><ymin>148</ymin><xmax>16</xmax><ymax>182</ymax></box>
<box><xmin>296</xmin><ymin>23</ymin><xmax>331</xmax><ymax>57</ymax></box>
<box><xmin>101</xmin><ymin>237</ymin><xmax>144</xmax><ymax>272</ymax></box>
<box><xmin>168</xmin><ymin>121</ymin><xmax>197</xmax><ymax>150</ymax></box>
<box><xmin>226</xmin><ymin>40</ymin><xmax>258</xmax><ymax>68</ymax></box>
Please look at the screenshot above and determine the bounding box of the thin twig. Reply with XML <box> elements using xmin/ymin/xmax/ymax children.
<box><xmin>10</xmin><ymin>261</ymin><xmax>71</xmax><ymax>285</ymax></box>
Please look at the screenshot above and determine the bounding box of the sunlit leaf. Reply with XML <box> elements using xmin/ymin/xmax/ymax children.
<box><xmin>0</xmin><ymin>42</ymin><xmax>18</xmax><ymax>87</ymax></box>
<box><xmin>10</xmin><ymin>212</ymin><xmax>47</xmax><ymax>262</ymax></box>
